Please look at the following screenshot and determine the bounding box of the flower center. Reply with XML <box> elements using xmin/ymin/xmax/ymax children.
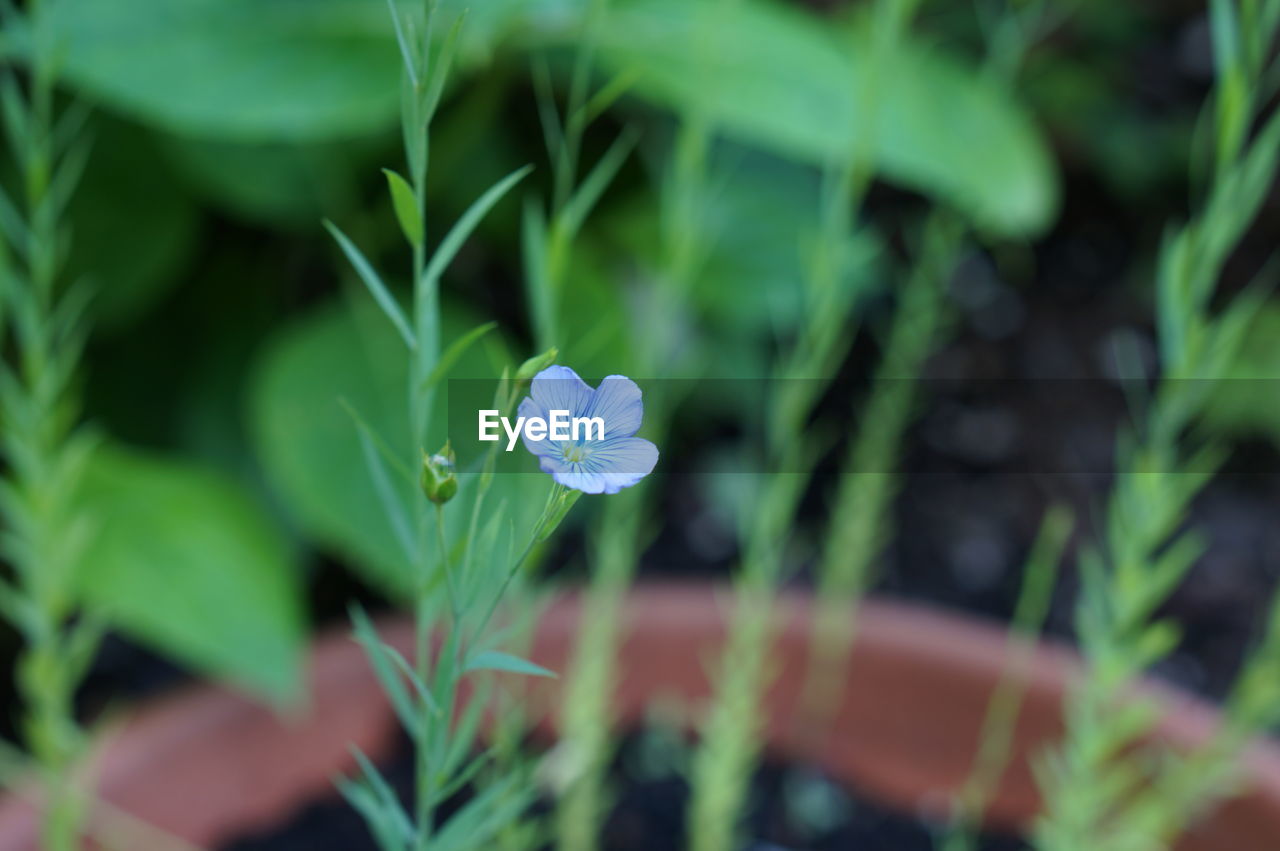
<box><xmin>561</xmin><ymin>444</ymin><xmax>590</xmax><ymax>465</ymax></box>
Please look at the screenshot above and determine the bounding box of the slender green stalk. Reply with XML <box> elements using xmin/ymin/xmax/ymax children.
<box><xmin>0</xmin><ymin>2</ymin><xmax>100</xmax><ymax>848</ymax></box>
<box><xmin>1035</xmin><ymin>4</ymin><xmax>1280</xmax><ymax>848</ymax></box>
<box><xmin>331</xmin><ymin>5</ymin><xmax>573</xmax><ymax>849</ymax></box>
<box><xmin>940</xmin><ymin>506</ymin><xmax>1071</xmax><ymax>851</ymax></box>
<box><xmin>801</xmin><ymin>0</ymin><xmax>1064</xmax><ymax>727</ymax></box>
<box><xmin>684</xmin><ymin>5</ymin><xmax>925</xmax><ymax>848</ymax></box>
<box><xmin>801</xmin><ymin>211</ymin><xmax>959</xmax><ymax>719</ymax></box>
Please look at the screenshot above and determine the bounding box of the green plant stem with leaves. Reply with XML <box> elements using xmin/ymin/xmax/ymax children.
<box><xmin>802</xmin><ymin>0</ymin><xmax>1064</xmax><ymax>724</ymax></box>
<box><xmin>0</xmin><ymin>2</ymin><xmax>101</xmax><ymax>848</ymax></box>
<box><xmin>551</xmin><ymin>1</ymin><xmax>724</xmax><ymax>846</ymax></box>
<box><xmin>327</xmin><ymin>4</ymin><xmax>581</xmax><ymax>848</ymax></box>
<box><xmin>683</xmin><ymin>5</ymin><xmax>931</xmax><ymax>848</ymax></box>
<box><xmin>1035</xmin><ymin>4</ymin><xmax>1280</xmax><ymax>848</ymax></box>
<box><xmin>940</xmin><ymin>505</ymin><xmax>1071</xmax><ymax>851</ymax></box>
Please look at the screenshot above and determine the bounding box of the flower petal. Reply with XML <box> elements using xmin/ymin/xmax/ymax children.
<box><xmin>575</xmin><ymin>436</ymin><xmax>659</xmax><ymax>494</ymax></box>
<box><xmin>530</xmin><ymin>365</ymin><xmax>593</xmax><ymax>420</ymax></box>
<box><xmin>518</xmin><ymin>396</ymin><xmax>561</xmax><ymax>457</ymax></box>
<box><xmin>583</xmin><ymin>375</ymin><xmax>644</xmax><ymax>439</ymax></box>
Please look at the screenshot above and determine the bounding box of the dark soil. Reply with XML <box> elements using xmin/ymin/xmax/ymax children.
<box><xmin>221</xmin><ymin>731</ymin><xmax>1027</xmax><ymax>851</ymax></box>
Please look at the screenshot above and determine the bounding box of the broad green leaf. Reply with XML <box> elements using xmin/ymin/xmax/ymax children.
<box><xmin>45</xmin><ymin>0</ymin><xmax>1054</xmax><ymax>234</ymax></box>
<box><xmin>75</xmin><ymin>445</ymin><xmax>304</xmax><ymax>703</ymax></box>
<box><xmin>585</xmin><ymin>0</ymin><xmax>1058</xmax><ymax>236</ymax></box>
<box><xmin>383</xmin><ymin>167</ymin><xmax>423</xmax><ymax>246</ymax></box>
<box><xmin>48</xmin><ymin>0</ymin><xmax>402</xmax><ymax>141</ymax></box>
<box><xmin>43</xmin><ymin>0</ymin><xmax>536</xmax><ymax>141</ymax></box>
<box><xmin>464</xmin><ymin>649</ymin><xmax>556</xmax><ymax>679</ymax></box>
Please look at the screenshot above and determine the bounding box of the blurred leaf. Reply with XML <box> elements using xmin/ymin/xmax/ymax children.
<box><xmin>66</xmin><ymin>119</ymin><xmax>199</xmax><ymax>330</ymax></box>
<box><xmin>1206</xmin><ymin>303</ymin><xmax>1280</xmax><ymax>443</ymax></box>
<box><xmin>464</xmin><ymin>649</ymin><xmax>556</xmax><ymax>678</ymax></box>
<box><xmin>75</xmin><ymin>445</ymin><xmax>304</xmax><ymax>703</ymax></box>
<box><xmin>587</xmin><ymin>0</ymin><xmax>1058</xmax><ymax>236</ymax></box>
<box><xmin>601</xmin><ymin>151</ymin><xmax>882</xmax><ymax>339</ymax></box>
<box><xmin>43</xmin><ymin>0</ymin><xmax>547</xmax><ymax>141</ymax></box>
<box><xmin>159</xmin><ymin>133</ymin><xmax>382</xmax><ymax>226</ymax></box>
<box><xmin>251</xmin><ymin>299</ymin><xmax>417</xmax><ymax>594</ymax></box>
<box><xmin>46</xmin><ymin>0</ymin><xmax>1054</xmax><ymax>237</ymax></box>
<box><xmin>49</xmin><ymin>0</ymin><xmax>402</xmax><ymax>141</ymax></box>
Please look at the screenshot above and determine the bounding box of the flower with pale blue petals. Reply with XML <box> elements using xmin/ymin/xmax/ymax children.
<box><xmin>518</xmin><ymin>366</ymin><xmax>658</xmax><ymax>494</ymax></box>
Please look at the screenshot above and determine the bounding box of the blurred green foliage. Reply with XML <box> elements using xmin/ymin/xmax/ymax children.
<box><xmin>75</xmin><ymin>446</ymin><xmax>304</xmax><ymax>703</ymax></box>
<box><xmin>4</xmin><ymin>0</ymin><xmax>1273</xmax><ymax>748</ymax></box>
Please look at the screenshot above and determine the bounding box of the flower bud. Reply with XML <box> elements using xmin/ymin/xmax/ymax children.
<box><xmin>516</xmin><ymin>347</ymin><xmax>558</xmax><ymax>381</ymax></box>
<box><xmin>421</xmin><ymin>443</ymin><xmax>457</xmax><ymax>505</ymax></box>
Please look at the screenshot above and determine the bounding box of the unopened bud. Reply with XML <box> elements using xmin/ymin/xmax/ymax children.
<box><xmin>421</xmin><ymin>443</ymin><xmax>457</xmax><ymax>505</ymax></box>
<box><xmin>516</xmin><ymin>347</ymin><xmax>558</xmax><ymax>381</ymax></box>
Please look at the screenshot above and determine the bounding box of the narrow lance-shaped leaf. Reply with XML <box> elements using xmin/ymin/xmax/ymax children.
<box><xmin>349</xmin><ymin>744</ymin><xmax>415</xmax><ymax>842</ymax></box>
<box><xmin>421</xmin><ymin>320</ymin><xmax>497</xmax><ymax>390</ymax></box>
<box><xmin>336</xmin><ymin>776</ymin><xmax>408</xmax><ymax>851</ymax></box>
<box><xmin>560</xmin><ymin>125</ymin><xmax>639</xmax><ymax>239</ymax></box>
<box><xmin>351</xmin><ymin>605</ymin><xmax>422</xmax><ymax>740</ymax></box>
<box><xmin>465</xmin><ymin>649</ymin><xmax>557</xmax><ymax>679</ymax></box>
<box><xmin>382</xmin><ymin>167</ymin><xmax>422</xmax><ymax>246</ymax></box>
<box><xmin>324</xmin><ymin>219</ymin><xmax>415</xmax><ymax>349</ymax></box>
<box><xmin>422</xmin><ymin>165</ymin><xmax>533</xmax><ymax>288</ymax></box>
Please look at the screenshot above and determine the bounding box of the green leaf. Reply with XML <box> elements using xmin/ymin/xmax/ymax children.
<box><xmin>48</xmin><ymin>0</ymin><xmax>402</xmax><ymax>141</ymax></box>
<box><xmin>65</xmin><ymin>118</ymin><xmax>199</xmax><ymax>330</ymax></box>
<box><xmin>464</xmin><ymin>649</ymin><xmax>556</xmax><ymax>679</ymax></box>
<box><xmin>559</xmin><ymin>125</ymin><xmax>638</xmax><ymax>239</ymax></box>
<box><xmin>422</xmin><ymin>320</ymin><xmax>498</xmax><ymax>390</ymax></box>
<box><xmin>160</xmin><ymin>133</ymin><xmax>380</xmax><ymax>226</ymax></box>
<box><xmin>586</xmin><ymin>0</ymin><xmax>1058</xmax><ymax>236</ymax></box>
<box><xmin>42</xmin><ymin>0</ymin><xmax>540</xmax><ymax>141</ymax></box>
<box><xmin>423</xmin><ymin>165</ymin><xmax>533</xmax><ymax>288</ymax></box>
<box><xmin>1206</xmin><ymin>303</ymin><xmax>1280</xmax><ymax>444</ymax></box>
<box><xmin>324</xmin><ymin>219</ymin><xmax>416</xmax><ymax>349</ymax></box>
<box><xmin>382</xmin><ymin>168</ymin><xmax>423</xmax><ymax>246</ymax></box>
<box><xmin>351</xmin><ymin>605</ymin><xmax>423</xmax><ymax>739</ymax></box>
<box><xmin>74</xmin><ymin>445</ymin><xmax>304</xmax><ymax>703</ymax></box>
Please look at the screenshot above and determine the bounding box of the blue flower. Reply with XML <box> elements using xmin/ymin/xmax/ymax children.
<box><xmin>518</xmin><ymin>365</ymin><xmax>659</xmax><ymax>495</ymax></box>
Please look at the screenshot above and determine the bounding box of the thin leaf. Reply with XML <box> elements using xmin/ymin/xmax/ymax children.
<box><xmin>420</xmin><ymin>320</ymin><xmax>497</xmax><ymax>390</ymax></box>
<box><xmin>521</xmin><ymin>199</ymin><xmax>555</xmax><ymax>351</ymax></box>
<box><xmin>422</xmin><ymin>13</ymin><xmax>466</xmax><ymax>124</ymax></box>
<box><xmin>464</xmin><ymin>649</ymin><xmax>557</xmax><ymax>679</ymax></box>
<box><xmin>324</xmin><ymin>220</ymin><xmax>415</xmax><ymax>349</ymax></box>
<box><xmin>336</xmin><ymin>776</ymin><xmax>407</xmax><ymax>851</ymax></box>
<box><xmin>380</xmin><ymin>638</ymin><xmax>440</xmax><ymax>714</ymax></box>
<box><xmin>422</xmin><ymin>165</ymin><xmax>533</xmax><ymax>288</ymax></box>
<box><xmin>579</xmin><ymin>65</ymin><xmax>642</xmax><ymax>127</ymax></box>
<box><xmin>383</xmin><ymin>0</ymin><xmax>418</xmax><ymax>84</ymax></box>
<box><xmin>350</xmin><ymin>745</ymin><xmax>415</xmax><ymax>841</ymax></box>
<box><xmin>560</xmin><ymin>125</ymin><xmax>639</xmax><ymax>238</ymax></box>
<box><xmin>356</xmin><ymin>428</ymin><xmax>415</xmax><ymax>564</ymax></box>
<box><xmin>382</xmin><ymin>168</ymin><xmax>423</xmax><ymax>246</ymax></box>
<box><xmin>351</xmin><ymin>605</ymin><xmax>422</xmax><ymax>740</ymax></box>
<box><xmin>337</xmin><ymin>398</ymin><xmax>415</xmax><ymax>486</ymax></box>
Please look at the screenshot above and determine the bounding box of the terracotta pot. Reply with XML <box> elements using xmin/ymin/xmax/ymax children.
<box><xmin>0</xmin><ymin>582</ymin><xmax>1277</xmax><ymax>849</ymax></box>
